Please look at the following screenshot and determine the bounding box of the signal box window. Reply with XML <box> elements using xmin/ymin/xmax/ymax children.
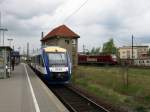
<box><xmin>72</xmin><ymin>39</ymin><xmax>76</xmax><ymax>45</ymax></box>
<box><xmin>65</xmin><ymin>40</ymin><xmax>69</xmax><ymax>44</ymax></box>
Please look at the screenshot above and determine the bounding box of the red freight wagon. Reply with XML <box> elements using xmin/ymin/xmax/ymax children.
<box><xmin>78</xmin><ymin>54</ymin><xmax>117</xmax><ymax>65</ymax></box>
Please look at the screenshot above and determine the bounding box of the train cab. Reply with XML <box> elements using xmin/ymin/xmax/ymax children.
<box><xmin>31</xmin><ymin>46</ymin><xmax>72</xmax><ymax>84</ymax></box>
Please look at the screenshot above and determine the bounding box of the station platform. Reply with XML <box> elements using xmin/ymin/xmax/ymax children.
<box><xmin>0</xmin><ymin>63</ymin><xmax>69</xmax><ymax>112</ymax></box>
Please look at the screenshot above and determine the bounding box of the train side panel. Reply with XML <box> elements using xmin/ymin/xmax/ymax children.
<box><xmin>78</xmin><ymin>54</ymin><xmax>117</xmax><ymax>65</ymax></box>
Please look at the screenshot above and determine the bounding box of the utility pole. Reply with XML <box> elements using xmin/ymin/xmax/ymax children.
<box><xmin>27</xmin><ymin>42</ymin><xmax>29</xmax><ymax>61</ymax></box>
<box><xmin>0</xmin><ymin>28</ymin><xmax>8</xmax><ymax>46</ymax></box>
<box><xmin>132</xmin><ymin>35</ymin><xmax>134</xmax><ymax>64</ymax></box>
<box><xmin>0</xmin><ymin>12</ymin><xmax>8</xmax><ymax>46</ymax></box>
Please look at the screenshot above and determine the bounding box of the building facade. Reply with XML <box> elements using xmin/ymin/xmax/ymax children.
<box><xmin>118</xmin><ymin>46</ymin><xmax>149</xmax><ymax>59</ymax></box>
<box><xmin>41</xmin><ymin>25</ymin><xmax>80</xmax><ymax>67</ymax></box>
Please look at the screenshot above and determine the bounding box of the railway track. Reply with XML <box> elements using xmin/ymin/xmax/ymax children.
<box><xmin>49</xmin><ymin>85</ymin><xmax>110</xmax><ymax>112</ymax></box>
<box><xmin>30</xmin><ymin>66</ymin><xmax>110</xmax><ymax>112</ymax></box>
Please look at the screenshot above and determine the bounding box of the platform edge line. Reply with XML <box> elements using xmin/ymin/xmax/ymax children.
<box><xmin>23</xmin><ymin>64</ymin><xmax>40</xmax><ymax>112</ymax></box>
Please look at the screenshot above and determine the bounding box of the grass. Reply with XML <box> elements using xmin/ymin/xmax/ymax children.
<box><xmin>71</xmin><ymin>66</ymin><xmax>150</xmax><ymax>112</ymax></box>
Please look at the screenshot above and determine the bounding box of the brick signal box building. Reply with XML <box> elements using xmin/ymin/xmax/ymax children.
<box><xmin>41</xmin><ymin>25</ymin><xmax>80</xmax><ymax>67</ymax></box>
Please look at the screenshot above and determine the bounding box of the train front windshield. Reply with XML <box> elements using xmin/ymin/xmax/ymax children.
<box><xmin>47</xmin><ymin>52</ymin><xmax>67</xmax><ymax>65</ymax></box>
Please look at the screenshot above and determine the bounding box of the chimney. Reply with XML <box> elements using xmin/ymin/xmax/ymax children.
<box><xmin>41</xmin><ymin>32</ymin><xmax>44</xmax><ymax>48</ymax></box>
<box><xmin>41</xmin><ymin>32</ymin><xmax>44</xmax><ymax>39</ymax></box>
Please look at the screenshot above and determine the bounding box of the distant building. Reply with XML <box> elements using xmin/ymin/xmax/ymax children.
<box><xmin>41</xmin><ymin>25</ymin><xmax>80</xmax><ymax>67</ymax></box>
<box><xmin>118</xmin><ymin>46</ymin><xmax>149</xmax><ymax>59</ymax></box>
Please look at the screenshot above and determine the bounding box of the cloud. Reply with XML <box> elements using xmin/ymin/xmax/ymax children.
<box><xmin>0</xmin><ymin>0</ymin><xmax>66</xmax><ymax>50</ymax></box>
<box><xmin>1</xmin><ymin>0</ymin><xmax>150</xmax><ymax>52</ymax></box>
<box><xmin>63</xmin><ymin>0</ymin><xmax>150</xmax><ymax>50</ymax></box>
<box><xmin>1</xmin><ymin>0</ymin><xmax>65</xmax><ymax>19</ymax></box>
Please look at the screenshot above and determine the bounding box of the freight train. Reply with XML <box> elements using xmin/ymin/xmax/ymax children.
<box><xmin>78</xmin><ymin>54</ymin><xmax>117</xmax><ymax>65</ymax></box>
<box><xmin>30</xmin><ymin>46</ymin><xmax>72</xmax><ymax>84</ymax></box>
<box><xmin>78</xmin><ymin>54</ymin><xmax>150</xmax><ymax>67</ymax></box>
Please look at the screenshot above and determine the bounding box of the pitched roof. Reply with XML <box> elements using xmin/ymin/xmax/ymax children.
<box><xmin>41</xmin><ymin>25</ymin><xmax>80</xmax><ymax>41</ymax></box>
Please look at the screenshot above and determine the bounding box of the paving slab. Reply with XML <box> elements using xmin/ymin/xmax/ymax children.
<box><xmin>0</xmin><ymin>63</ymin><xmax>69</xmax><ymax>112</ymax></box>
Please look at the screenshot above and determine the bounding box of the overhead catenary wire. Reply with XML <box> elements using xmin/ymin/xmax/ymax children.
<box><xmin>45</xmin><ymin>0</ymin><xmax>89</xmax><ymax>36</ymax></box>
<box><xmin>63</xmin><ymin>0</ymin><xmax>89</xmax><ymax>23</ymax></box>
<box><xmin>133</xmin><ymin>36</ymin><xmax>150</xmax><ymax>45</ymax></box>
<box><xmin>133</xmin><ymin>36</ymin><xmax>140</xmax><ymax>46</ymax></box>
<box><xmin>114</xmin><ymin>37</ymin><xmax>131</xmax><ymax>46</ymax></box>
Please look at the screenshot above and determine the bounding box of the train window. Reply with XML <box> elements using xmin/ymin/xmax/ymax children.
<box><xmin>31</xmin><ymin>57</ymin><xmax>32</xmax><ymax>62</ymax></box>
<box><xmin>34</xmin><ymin>56</ymin><xmax>36</xmax><ymax>63</ymax></box>
<box><xmin>36</xmin><ymin>56</ymin><xmax>38</xmax><ymax>64</ymax></box>
<box><xmin>38</xmin><ymin>56</ymin><xmax>41</xmax><ymax>65</ymax></box>
<box><xmin>34</xmin><ymin>57</ymin><xmax>36</xmax><ymax>63</ymax></box>
<box><xmin>32</xmin><ymin>57</ymin><xmax>34</xmax><ymax>63</ymax></box>
<box><xmin>40</xmin><ymin>55</ymin><xmax>44</xmax><ymax>67</ymax></box>
<box><xmin>33</xmin><ymin>57</ymin><xmax>35</xmax><ymax>63</ymax></box>
<box><xmin>38</xmin><ymin>55</ymin><xmax>40</xmax><ymax>65</ymax></box>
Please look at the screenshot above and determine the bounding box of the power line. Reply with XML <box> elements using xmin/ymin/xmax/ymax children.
<box><xmin>115</xmin><ymin>37</ymin><xmax>130</xmax><ymax>45</ymax></box>
<box><xmin>133</xmin><ymin>36</ymin><xmax>141</xmax><ymax>46</ymax></box>
<box><xmin>63</xmin><ymin>0</ymin><xmax>89</xmax><ymax>23</ymax></box>
<box><xmin>134</xmin><ymin>36</ymin><xmax>150</xmax><ymax>45</ymax></box>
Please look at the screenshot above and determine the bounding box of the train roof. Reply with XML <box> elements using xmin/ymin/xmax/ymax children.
<box><xmin>44</xmin><ymin>46</ymin><xmax>66</xmax><ymax>52</ymax></box>
<box><xmin>11</xmin><ymin>51</ymin><xmax>20</xmax><ymax>56</ymax></box>
<box><xmin>30</xmin><ymin>46</ymin><xmax>67</xmax><ymax>57</ymax></box>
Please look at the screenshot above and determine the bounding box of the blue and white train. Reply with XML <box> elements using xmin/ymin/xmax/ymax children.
<box><xmin>30</xmin><ymin>46</ymin><xmax>72</xmax><ymax>84</ymax></box>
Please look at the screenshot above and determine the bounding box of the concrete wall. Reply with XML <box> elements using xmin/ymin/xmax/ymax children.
<box><xmin>57</xmin><ymin>37</ymin><xmax>73</xmax><ymax>62</ymax></box>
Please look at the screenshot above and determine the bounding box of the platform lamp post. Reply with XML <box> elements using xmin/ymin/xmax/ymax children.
<box><xmin>7</xmin><ymin>38</ymin><xmax>13</xmax><ymax>48</ymax></box>
<box><xmin>0</xmin><ymin>28</ymin><xmax>8</xmax><ymax>46</ymax></box>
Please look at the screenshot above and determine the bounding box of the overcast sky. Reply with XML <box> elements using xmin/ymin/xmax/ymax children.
<box><xmin>0</xmin><ymin>0</ymin><xmax>150</xmax><ymax>52</ymax></box>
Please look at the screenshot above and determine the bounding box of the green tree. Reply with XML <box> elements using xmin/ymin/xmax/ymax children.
<box><xmin>102</xmin><ymin>38</ymin><xmax>117</xmax><ymax>54</ymax></box>
<box><xmin>91</xmin><ymin>47</ymin><xmax>95</xmax><ymax>54</ymax></box>
<box><xmin>90</xmin><ymin>47</ymin><xmax>101</xmax><ymax>55</ymax></box>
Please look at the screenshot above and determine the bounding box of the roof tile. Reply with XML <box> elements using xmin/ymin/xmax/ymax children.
<box><xmin>41</xmin><ymin>25</ymin><xmax>79</xmax><ymax>41</ymax></box>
